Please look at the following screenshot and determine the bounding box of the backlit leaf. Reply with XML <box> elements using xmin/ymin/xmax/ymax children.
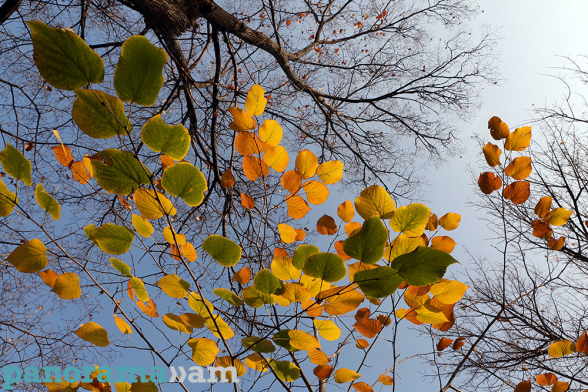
<box><xmin>337</xmin><ymin>200</ymin><xmax>355</xmax><ymax>222</ymax></box>
<box><xmin>426</xmin><ymin>213</ymin><xmax>438</xmax><ymax>231</ymax></box>
<box><xmin>478</xmin><ymin>172</ymin><xmax>502</xmax><ymax>194</ymax></box>
<box><xmin>140</xmin><ymin>115</ymin><xmax>190</xmax><ymax>160</ymax></box>
<box><xmin>303</xmin><ymin>252</ymin><xmax>346</xmax><ymax>282</ymax></box>
<box><xmin>202</xmin><ymin>235</ymin><xmax>241</xmax><ymax>267</ymax></box>
<box><xmin>392</xmin><ymin>246</ymin><xmax>458</xmax><ymax>286</ymax></box>
<box><xmin>385</xmin><ymin>234</ymin><xmax>425</xmax><ymax>261</ymax></box>
<box><xmin>438</xmin><ymin>213</ymin><xmax>461</xmax><ymax>231</ymax></box>
<box><xmin>535</xmin><ymin>196</ymin><xmax>552</xmax><ymax>218</ymax></box>
<box><xmin>271</xmin><ymin>256</ymin><xmax>301</xmax><ymax>281</ymax></box>
<box><xmin>353</xmin><ymin>318</ymin><xmax>383</xmax><ymax>338</ymax></box>
<box><xmin>235</xmin><ymin>131</ymin><xmax>266</xmax><ymax>156</ymax></box>
<box><xmin>281</xmin><ymin>170</ymin><xmax>303</xmax><ymax>193</ymax></box>
<box><xmin>180</xmin><ymin>313</ymin><xmax>205</xmax><ymax>329</ymax></box>
<box><xmin>74</xmin><ymin>322</ymin><xmax>110</xmax><ymax>347</ymax></box>
<box><xmin>132</xmin><ymin>214</ymin><xmax>153</xmax><ymax>237</ymax></box>
<box><xmin>502</xmin><ymin>181</ymin><xmax>530</xmax><ymax>204</ymax></box>
<box><xmin>430</xmin><ymin>236</ymin><xmax>457</xmax><ymax>253</ymax></box>
<box><xmin>245</xmin><ymin>84</ymin><xmax>267</xmax><ymax>116</ymax></box>
<box><xmin>313</xmin><ymin>365</ymin><xmax>333</xmax><ymax>380</ymax></box>
<box><xmin>162</xmin><ymin>226</ymin><xmax>186</xmax><ymax>246</ymax></box>
<box><xmin>187</xmin><ymin>292</ymin><xmax>214</xmax><ymax>317</ymax></box>
<box><xmin>536</xmin><ymin>373</ymin><xmax>558</xmax><ymax>386</ymax></box>
<box><xmin>213</xmin><ymin>288</ymin><xmax>243</xmax><ymax>306</ymax></box>
<box><xmin>161</xmin><ymin>162</ymin><xmax>207</xmax><ymax>207</ymax></box>
<box><xmin>0</xmin><ymin>143</ymin><xmax>32</xmax><ymax>186</ymax></box>
<box><xmin>545</xmin><ymin>208</ymin><xmax>573</xmax><ymax>226</ymax></box>
<box><xmin>278</xmin><ymin>223</ymin><xmax>298</xmax><ymax>244</ymax></box>
<box><xmin>220</xmin><ymin>169</ymin><xmax>235</xmax><ymax>189</ymax></box>
<box><xmin>205</xmin><ymin>314</ymin><xmax>235</xmax><ymax>339</ymax></box>
<box><xmin>304</xmin><ymin>180</ymin><xmax>329</xmax><ymax>204</ymax></box>
<box><xmin>188</xmin><ymin>338</ymin><xmax>219</xmax><ymax>366</ymax></box>
<box><xmin>245</xmin><ymin>353</ymin><xmax>269</xmax><ymax>372</ymax></box>
<box><xmin>314</xmin><ymin>319</ymin><xmax>341</xmax><ymax>341</ymax></box>
<box><xmin>317</xmin><ymin>214</ymin><xmax>338</xmax><ymax>235</ymax></box>
<box><xmin>51</xmin><ymin>272</ymin><xmax>81</xmax><ymax>299</ymax></box>
<box><xmin>378</xmin><ymin>375</ymin><xmax>394</xmax><ymax>385</ymax></box>
<box><xmin>504</xmin><ymin>156</ymin><xmax>532</xmax><ymax>180</ymax></box>
<box><xmin>293</xmin><ymin>245</ymin><xmax>320</xmax><ymax>269</ymax></box>
<box><xmin>286</xmin><ymin>195</ymin><xmax>310</xmax><ymax>219</ymax></box>
<box><xmin>234</xmin><ymin>267</ymin><xmax>252</xmax><ymax>285</ymax></box>
<box><xmin>70</xmin><ymin>161</ymin><xmax>91</xmax><ymax>184</ymax></box>
<box><xmin>437</xmin><ymin>337</ymin><xmax>453</xmax><ymax>351</ymax></box>
<box><xmin>488</xmin><ymin>116</ymin><xmax>510</xmax><ymax>140</ymax></box>
<box><xmin>228</xmin><ymin>107</ymin><xmax>256</xmax><ymax>132</ymax></box>
<box><xmin>0</xmin><ymin>178</ymin><xmax>17</xmax><ymax>217</ymax></box>
<box><xmin>548</xmin><ymin>340</ymin><xmax>576</xmax><ymax>358</ymax></box>
<box><xmin>308</xmin><ymin>349</ymin><xmax>329</xmax><ymax>365</ymax></box>
<box><xmin>389</xmin><ymin>203</ymin><xmax>430</xmax><ymax>237</ymax></box>
<box><xmin>268</xmin><ymin>359</ymin><xmax>300</xmax><ymax>382</ymax></box>
<box><xmin>72</xmin><ymin>89</ymin><xmax>130</xmax><ymax>139</ymax></box>
<box><xmin>134</xmin><ymin>188</ymin><xmax>176</xmax><ymax>219</ymax></box>
<box><xmin>27</xmin><ymin>21</ymin><xmax>104</xmax><ymax>90</ymax></box>
<box><xmin>355</xmin><ymin>185</ymin><xmax>395</xmax><ymax>219</ymax></box>
<box><xmin>429</xmin><ymin>280</ymin><xmax>468</xmax><ymax>303</ymax></box>
<box><xmin>547</xmin><ymin>236</ymin><xmax>565</xmax><ymax>250</ymax></box>
<box><xmin>263</xmin><ymin>145</ymin><xmax>289</xmax><ymax>172</ymax></box>
<box><xmin>241</xmin><ymin>193</ymin><xmax>255</xmax><ymax>210</ymax></box>
<box><xmin>242</xmin><ymin>336</ymin><xmax>275</xmax><ymax>353</ymax></box>
<box><xmin>35</xmin><ymin>183</ymin><xmax>61</xmax><ymax>220</ymax></box>
<box><xmin>89</xmin><ymin>223</ymin><xmax>134</xmax><ymax>255</ymax></box>
<box><xmin>243</xmin><ymin>155</ymin><xmax>269</xmax><ymax>181</ymax></box>
<box><xmin>242</xmin><ymin>286</ymin><xmax>275</xmax><ymax>308</ymax></box>
<box><xmin>288</xmin><ymin>330</ymin><xmax>321</xmax><ymax>350</ymax></box>
<box><xmin>343</xmin><ymin>216</ymin><xmax>387</xmax><ymax>264</ymax></box>
<box><xmin>7</xmin><ymin>239</ymin><xmax>48</xmax><ymax>273</ymax></box>
<box><xmin>281</xmin><ymin>282</ymin><xmax>311</xmax><ymax>303</ymax></box>
<box><xmin>90</xmin><ymin>149</ymin><xmax>151</xmax><ymax>195</ymax></box>
<box><xmin>295</xmin><ymin>150</ymin><xmax>319</xmax><ymax>179</ymax></box>
<box><xmin>318</xmin><ymin>286</ymin><xmax>365</xmax><ymax>315</ymax></box>
<box><xmin>354</xmin><ymin>267</ymin><xmax>403</xmax><ymax>298</ymax></box>
<box><xmin>254</xmin><ymin>269</ymin><xmax>285</xmax><ymax>295</ymax></box>
<box><xmin>113</xmin><ymin>315</ymin><xmax>133</xmax><ymax>334</ymax></box>
<box><xmin>162</xmin><ymin>313</ymin><xmax>193</xmax><ymax>334</ymax></box>
<box><xmin>113</xmin><ymin>35</ymin><xmax>167</xmax><ymax>106</ymax></box>
<box><xmin>551</xmin><ymin>381</ymin><xmax>569</xmax><ymax>392</ymax></box>
<box><xmin>39</xmin><ymin>269</ymin><xmax>58</xmax><ymax>288</ymax></box>
<box><xmin>316</xmin><ymin>160</ymin><xmax>344</xmax><ymax>184</ymax></box>
<box><xmin>482</xmin><ymin>143</ymin><xmax>501</xmax><ymax>167</ymax></box>
<box><xmin>136</xmin><ymin>299</ymin><xmax>158</xmax><ymax>317</ymax></box>
<box><xmin>158</xmin><ymin>274</ymin><xmax>190</xmax><ymax>298</ymax></box>
<box><xmin>334</xmin><ymin>369</ymin><xmax>361</xmax><ymax>383</ymax></box>
<box><xmin>505</xmin><ymin>126</ymin><xmax>532</xmax><ymax>151</ymax></box>
<box><xmin>130</xmin><ymin>277</ymin><xmax>149</xmax><ymax>301</ymax></box>
<box><xmin>258</xmin><ymin>119</ymin><xmax>282</xmax><ymax>145</ymax></box>
<box><xmin>52</xmin><ymin>145</ymin><xmax>74</xmax><ymax>167</ymax></box>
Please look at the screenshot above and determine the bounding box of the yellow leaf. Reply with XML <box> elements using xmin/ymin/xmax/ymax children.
<box><xmin>488</xmin><ymin>116</ymin><xmax>510</xmax><ymax>140</ymax></box>
<box><xmin>74</xmin><ymin>322</ymin><xmax>110</xmax><ymax>347</ymax></box>
<box><xmin>132</xmin><ymin>214</ymin><xmax>154</xmax><ymax>237</ymax></box>
<box><xmin>134</xmin><ymin>188</ymin><xmax>176</xmax><ymax>220</ymax></box>
<box><xmin>354</xmin><ymin>185</ymin><xmax>395</xmax><ymax>220</ymax></box>
<box><xmin>548</xmin><ymin>340</ymin><xmax>576</xmax><ymax>358</ymax></box>
<box><xmin>263</xmin><ymin>145</ymin><xmax>289</xmax><ymax>172</ymax></box>
<box><xmin>295</xmin><ymin>149</ymin><xmax>319</xmax><ymax>179</ymax></box>
<box><xmin>334</xmin><ymin>368</ymin><xmax>362</xmax><ymax>383</ymax></box>
<box><xmin>304</xmin><ymin>180</ymin><xmax>329</xmax><ymax>205</ymax></box>
<box><xmin>337</xmin><ymin>200</ymin><xmax>355</xmax><ymax>222</ymax></box>
<box><xmin>404</xmin><ymin>290</ymin><xmax>430</xmax><ymax>308</ymax></box>
<box><xmin>429</xmin><ymin>280</ymin><xmax>468</xmax><ymax>304</ymax></box>
<box><xmin>415</xmin><ymin>303</ymin><xmax>449</xmax><ymax>324</ymax></box>
<box><xmin>163</xmin><ymin>313</ymin><xmax>193</xmax><ymax>334</ymax></box>
<box><xmin>545</xmin><ymin>208</ymin><xmax>573</xmax><ymax>226</ymax></box>
<box><xmin>313</xmin><ymin>319</ymin><xmax>341</xmax><ymax>341</ymax></box>
<box><xmin>300</xmin><ymin>275</ymin><xmax>331</xmax><ymax>296</ymax></box>
<box><xmin>504</xmin><ymin>156</ymin><xmax>532</xmax><ymax>180</ymax></box>
<box><xmin>430</xmin><ymin>236</ymin><xmax>457</xmax><ymax>253</ymax></box>
<box><xmin>502</xmin><ymin>181</ymin><xmax>530</xmax><ymax>205</ymax></box>
<box><xmin>245</xmin><ymin>353</ymin><xmax>269</xmax><ymax>372</ymax></box>
<box><xmin>281</xmin><ymin>170</ymin><xmax>303</xmax><ymax>194</ymax></box>
<box><xmin>163</xmin><ymin>226</ymin><xmax>186</xmax><ymax>246</ymax></box>
<box><xmin>51</xmin><ymin>272</ymin><xmax>82</xmax><ymax>299</ymax></box>
<box><xmin>228</xmin><ymin>107</ymin><xmax>256</xmax><ymax>132</ymax></box>
<box><xmin>438</xmin><ymin>213</ymin><xmax>461</xmax><ymax>231</ymax></box>
<box><xmin>307</xmin><ymin>349</ymin><xmax>329</xmax><ymax>365</ymax></box>
<box><xmin>482</xmin><ymin>142</ymin><xmax>502</xmax><ymax>167</ymax></box>
<box><xmin>288</xmin><ymin>329</ymin><xmax>321</xmax><ymax>350</ymax></box>
<box><xmin>505</xmin><ymin>126</ymin><xmax>532</xmax><ymax>151</ymax></box>
<box><xmin>389</xmin><ymin>203</ymin><xmax>430</xmax><ymax>237</ymax></box>
<box><xmin>188</xmin><ymin>337</ymin><xmax>220</xmax><ymax>366</ymax></box>
<box><xmin>181</xmin><ymin>242</ymin><xmax>198</xmax><ymax>262</ymax></box>
<box><xmin>205</xmin><ymin>314</ymin><xmax>235</xmax><ymax>339</ymax></box>
<box><xmin>278</xmin><ymin>223</ymin><xmax>298</xmax><ymax>243</ymax></box>
<box><xmin>240</xmin><ymin>193</ymin><xmax>255</xmax><ymax>210</ymax></box>
<box><xmin>113</xmin><ymin>314</ymin><xmax>133</xmax><ymax>334</ymax></box>
<box><xmin>272</xmin><ymin>256</ymin><xmax>301</xmax><ymax>281</ymax></box>
<box><xmin>245</xmin><ymin>84</ymin><xmax>267</xmax><ymax>116</ymax></box>
<box><xmin>258</xmin><ymin>119</ymin><xmax>282</xmax><ymax>146</ymax></box>
<box><xmin>7</xmin><ymin>238</ymin><xmax>48</xmax><ymax>273</ymax></box>
<box><xmin>157</xmin><ymin>274</ymin><xmax>190</xmax><ymax>298</ymax></box>
<box><xmin>316</xmin><ymin>160</ymin><xmax>344</xmax><ymax>184</ymax></box>
<box><xmin>385</xmin><ymin>234</ymin><xmax>425</xmax><ymax>261</ymax></box>
<box><xmin>535</xmin><ymin>196</ymin><xmax>552</xmax><ymax>218</ymax></box>
<box><xmin>281</xmin><ymin>283</ymin><xmax>311</xmax><ymax>303</ymax></box>
<box><xmin>39</xmin><ymin>269</ymin><xmax>59</xmax><ymax>288</ymax></box>
<box><xmin>318</xmin><ymin>286</ymin><xmax>365</xmax><ymax>316</ymax></box>
<box><xmin>426</xmin><ymin>213</ymin><xmax>438</xmax><ymax>231</ymax></box>
<box><xmin>243</xmin><ymin>155</ymin><xmax>269</xmax><ymax>181</ymax></box>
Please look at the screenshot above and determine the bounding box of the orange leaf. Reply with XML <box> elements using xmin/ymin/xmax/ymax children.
<box><xmin>136</xmin><ymin>299</ymin><xmax>159</xmax><ymax>317</ymax></box>
<box><xmin>351</xmin><ymin>382</ymin><xmax>373</xmax><ymax>392</ymax></box>
<box><xmin>234</xmin><ymin>267</ymin><xmax>252</xmax><ymax>285</ymax></box>
<box><xmin>334</xmin><ymin>240</ymin><xmax>351</xmax><ymax>260</ymax></box>
<box><xmin>452</xmin><ymin>337</ymin><xmax>466</xmax><ymax>350</ymax></box>
<box><xmin>504</xmin><ymin>156</ymin><xmax>532</xmax><ymax>180</ymax></box>
<box><xmin>286</xmin><ymin>195</ymin><xmax>311</xmax><ymax>219</ymax></box>
<box><xmin>505</xmin><ymin>126</ymin><xmax>532</xmax><ymax>151</ymax></box>
<box><xmin>295</xmin><ymin>229</ymin><xmax>306</xmax><ymax>241</ymax></box>
<box><xmin>535</xmin><ymin>196</ymin><xmax>552</xmax><ymax>218</ymax></box>
<box><xmin>337</xmin><ymin>200</ymin><xmax>355</xmax><ymax>222</ymax></box>
<box><xmin>240</xmin><ymin>193</ymin><xmax>255</xmax><ymax>210</ymax></box>
<box><xmin>426</xmin><ymin>213</ymin><xmax>438</xmax><ymax>231</ymax></box>
<box><xmin>483</xmin><ymin>142</ymin><xmax>502</xmax><ymax>167</ymax></box>
<box><xmin>181</xmin><ymin>242</ymin><xmax>198</xmax><ymax>262</ymax></box>
<box><xmin>281</xmin><ymin>170</ymin><xmax>302</xmax><ymax>194</ymax></box>
<box><xmin>52</xmin><ymin>145</ymin><xmax>74</xmax><ymax>167</ymax></box>
<box><xmin>170</xmin><ymin>244</ymin><xmax>182</xmax><ymax>261</ymax></box>
<box><xmin>353</xmin><ymin>318</ymin><xmax>383</xmax><ymax>338</ymax></box>
<box><xmin>304</xmin><ymin>180</ymin><xmax>329</xmax><ymax>205</ymax></box>
<box><xmin>488</xmin><ymin>116</ymin><xmax>510</xmax><ymax>140</ymax></box>
<box><xmin>313</xmin><ymin>365</ymin><xmax>333</xmax><ymax>381</ymax></box>
<box><xmin>235</xmin><ymin>131</ymin><xmax>266</xmax><ymax>155</ymax></box>
<box><xmin>317</xmin><ymin>214</ymin><xmax>337</xmax><ymax>235</ymax></box>
<box><xmin>576</xmin><ymin>331</ymin><xmax>588</xmax><ymax>354</ymax></box>
<box><xmin>356</xmin><ymin>339</ymin><xmax>369</xmax><ymax>349</ymax></box>
<box><xmin>127</xmin><ymin>280</ymin><xmax>135</xmax><ymax>301</ymax></box>
<box><xmin>547</xmin><ymin>236</ymin><xmax>565</xmax><ymax>251</ymax></box>
<box><xmin>307</xmin><ymin>349</ymin><xmax>329</xmax><ymax>365</ymax></box>
<box><xmin>354</xmin><ymin>308</ymin><xmax>370</xmax><ymax>321</ymax></box>
<box><xmin>70</xmin><ymin>161</ymin><xmax>91</xmax><ymax>184</ymax></box>
<box><xmin>514</xmin><ymin>380</ymin><xmax>531</xmax><ymax>392</ymax></box>
<box><xmin>228</xmin><ymin>107</ymin><xmax>256</xmax><ymax>132</ymax></box>
<box><xmin>295</xmin><ymin>149</ymin><xmax>319</xmax><ymax>179</ymax></box>
<box><xmin>532</xmin><ymin>219</ymin><xmax>552</xmax><ymax>239</ymax></box>
<box><xmin>243</xmin><ymin>155</ymin><xmax>269</xmax><ymax>181</ymax></box>
<box><xmin>430</xmin><ymin>236</ymin><xmax>456</xmax><ymax>253</ymax></box>
<box><xmin>160</xmin><ymin>154</ymin><xmax>175</xmax><ymax>170</ymax></box>
<box><xmin>436</xmin><ymin>337</ymin><xmax>453</xmax><ymax>351</ymax></box>
<box><xmin>301</xmin><ymin>299</ymin><xmax>323</xmax><ymax>317</ymax></box>
<box><xmin>221</xmin><ymin>169</ymin><xmax>235</xmax><ymax>189</ymax></box>
<box><xmin>278</xmin><ymin>223</ymin><xmax>297</xmax><ymax>243</ymax></box>
<box><xmin>536</xmin><ymin>373</ymin><xmax>558</xmax><ymax>386</ymax></box>
<box><xmin>345</xmin><ymin>222</ymin><xmax>362</xmax><ymax>237</ymax></box>
<box><xmin>377</xmin><ymin>315</ymin><xmax>391</xmax><ymax>326</ymax></box>
<box><xmin>502</xmin><ymin>181</ymin><xmax>530</xmax><ymax>204</ymax></box>
<box><xmin>478</xmin><ymin>172</ymin><xmax>502</xmax><ymax>194</ymax></box>
<box><xmin>551</xmin><ymin>381</ymin><xmax>569</xmax><ymax>392</ymax></box>
<box><xmin>263</xmin><ymin>145</ymin><xmax>289</xmax><ymax>172</ymax></box>
<box><xmin>439</xmin><ymin>213</ymin><xmax>461</xmax><ymax>231</ymax></box>
<box><xmin>39</xmin><ymin>269</ymin><xmax>59</xmax><ymax>288</ymax></box>
<box><xmin>378</xmin><ymin>374</ymin><xmax>394</xmax><ymax>385</ymax></box>
<box><xmin>275</xmin><ymin>248</ymin><xmax>289</xmax><ymax>257</ymax></box>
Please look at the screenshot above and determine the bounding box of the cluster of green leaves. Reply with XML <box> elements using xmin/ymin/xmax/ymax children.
<box><xmin>0</xmin><ymin>21</ymin><xmax>470</xmax><ymax>392</ymax></box>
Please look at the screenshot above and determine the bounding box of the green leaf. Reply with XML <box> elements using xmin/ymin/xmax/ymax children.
<box><xmin>267</xmin><ymin>359</ymin><xmax>300</xmax><ymax>382</ymax></box>
<box><xmin>133</xmin><ymin>188</ymin><xmax>176</xmax><ymax>220</ymax></box>
<box><xmin>141</xmin><ymin>115</ymin><xmax>190</xmax><ymax>160</ymax></box>
<box><xmin>242</xmin><ymin>336</ymin><xmax>276</xmax><ymax>353</ymax></box>
<box><xmin>0</xmin><ymin>178</ymin><xmax>18</xmax><ymax>217</ymax></box>
<box><xmin>354</xmin><ymin>266</ymin><xmax>403</xmax><ymax>298</ymax></box>
<box><xmin>241</xmin><ymin>286</ymin><xmax>274</xmax><ymax>308</ymax></box>
<box><xmin>73</xmin><ymin>321</ymin><xmax>110</xmax><ymax>347</ymax></box>
<box><xmin>272</xmin><ymin>329</ymin><xmax>301</xmax><ymax>352</ymax></box>
<box><xmin>254</xmin><ymin>269</ymin><xmax>285</xmax><ymax>295</ymax></box>
<box><xmin>157</xmin><ymin>274</ymin><xmax>190</xmax><ymax>298</ymax></box>
<box><xmin>213</xmin><ymin>288</ymin><xmax>244</xmax><ymax>306</ymax></box>
<box><xmin>343</xmin><ymin>216</ymin><xmax>387</xmax><ymax>264</ymax></box>
<box><xmin>292</xmin><ymin>244</ymin><xmax>319</xmax><ymax>270</ymax></box>
<box><xmin>202</xmin><ymin>235</ymin><xmax>241</xmax><ymax>267</ymax></box>
<box><xmin>130</xmin><ymin>277</ymin><xmax>149</xmax><ymax>301</ymax></box>
<box><xmin>161</xmin><ymin>162</ymin><xmax>207</xmax><ymax>207</ymax></box>
<box><xmin>389</xmin><ymin>203</ymin><xmax>430</xmax><ymax>237</ymax></box>
<box><xmin>84</xmin><ymin>224</ymin><xmax>98</xmax><ymax>246</ymax></box>
<box><xmin>113</xmin><ymin>36</ymin><xmax>167</xmax><ymax>106</ymax></box>
<box><xmin>89</xmin><ymin>223</ymin><xmax>134</xmax><ymax>255</ymax></box>
<box><xmin>0</xmin><ymin>143</ymin><xmax>32</xmax><ymax>186</ymax></box>
<box><xmin>392</xmin><ymin>246</ymin><xmax>458</xmax><ymax>286</ymax></box>
<box><xmin>26</xmin><ymin>21</ymin><xmax>104</xmax><ymax>90</ymax></box>
<box><xmin>51</xmin><ymin>272</ymin><xmax>81</xmax><ymax>299</ymax></box>
<box><xmin>110</xmin><ymin>257</ymin><xmax>132</xmax><ymax>277</ymax></box>
<box><xmin>72</xmin><ymin>89</ymin><xmax>131</xmax><ymax>139</ymax></box>
<box><xmin>7</xmin><ymin>239</ymin><xmax>48</xmax><ymax>273</ymax></box>
<box><xmin>302</xmin><ymin>252</ymin><xmax>346</xmax><ymax>283</ymax></box>
<box><xmin>90</xmin><ymin>149</ymin><xmax>151</xmax><ymax>195</ymax></box>
<box><xmin>35</xmin><ymin>183</ymin><xmax>61</xmax><ymax>220</ymax></box>
<box><xmin>131</xmin><ymin>214</ymin><xmax>154</xmax><ymax>237</ymax></box>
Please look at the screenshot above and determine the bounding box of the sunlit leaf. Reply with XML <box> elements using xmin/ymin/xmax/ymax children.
<box><xmin>35</xmin><ymin>183</ymin><xmax>61</xmax><ymax>220</ymax></box>
<box><xmin>478</xmin><ymin>172</ymin><xmax>502</xmax><ymax>194</ymax></box>
<box><xmin>244</xmin><ymin>353</ymin><xmax>269</xmax><ymax>372</ymax></box>
<box><xmin>318</xmin><ymin>286</ymin><xmax>365</xmax><ymax>315</ymax></box>
<box><xmin>162</xmin><ymin>313</ymin><xmax>193</xmax><ymax>334</ymax></box>
<box><xmin>281</xmin><ymin>170</ymin><xmax>303</xmax><ymax>193</ymax></box>
<box><xmin>130</xmin><ymin>277</ymin><xmax>149</xmax><ymax>301</ymax></box>
<box><xmin>70</xmin><ymin>161</ymin><xmax>91</xmax><ymax>184</ymax></box>
<box><xmin>89</xmin><ymin>223</ymin><xmax>134</xmax><ymax>255</ymax></box>
<box><xmin>353</xmin><ymin>318</ymin><xmax>383</xmax><ymax>338</ymax></box>
<box><xmin>242</xmin><ymin>286</ymin><xmax>275</xmax><ymax>308</ymax></box>
<box><xmin>187</xmin><ymin>292</ymin><xmax>214</xmax><ymax>317</ymax></box>
<box><xmin>202</xmin><ymin>235</ymin><xmax>241</xmax><ymax>267</ymax></box>
<box><xmin>140</xmin><ymin>115</ymin><xmax>189</xmax><ymax>160</ymax></box>
<box><xmin>136</xmin><ymin>299</ymin><xmax>158</xmax><ymax>317</ymax></box>
<box><xmin>437</xmin><ymin>337</ymin><xmax>453</xmax><ymax>351</ymax></box>
<box><xmin>548</xmin><ymin>340</ymin><xmax>576</xmax><ymax>358</ymax></box>
<box><xmin>313</xmin><ymin>319</ymin><xmax>341</xmax><ymax>341</ymax></box>
<box><xmin>0</xmin><ymin>178</ymin><xmax>17</xmax><ymax>217</ymax></box>
<box><xmin>316</xmin><ymin>160</ymin><xmax>344</xmax><ymax>185</ymax></box>
<box><xmin>505</xmin><ymin>126</ymin><xmax>532</xmax><ymax>151</ymax></box>
<box><xmin>334</xmin><ymin>368</ymin><xmax>361</xmax><ymax>383</ymax></box>
<box><xmin>234</xmin><ymin>267</ymin><xmax>252</xmax><ymax>285</ymax></box>
<box><xmin>532</xmin><ymin>219</ymin><xmax>552</xmax><ymax>239</ymax></box>
<box><xmin>180</xmin><ymin>313</ymin><xmax>205</xmax><ymax>329</ymax></box>
<box><xmin>157</xmin><ymin>274</ymin><xmax>190</xmax><ymax>298</ymax></box>
<box><xmin>313</xmin><ymin>365</ymin><xmax>333</xmax><ymax>381</ymax></box>
<box><xmin>504</xmin><ymin>156</ymin><xmax>532</xmax><ymax>180</ymax></box>
<box><xmin>385</xmin><ymin>234</ymin><xmax>425</xmax><ymax>262</ymax></box>
<box><xmin>286</xmin><ymin>195</ymin><xmax>310</xmax><ymax>219</ymax></box>
<box><xmin>113</xmin><ymin>315</ymin><xmax>133</xmax><ymax>335</ymax></box>
<box><xmin>288</xmin><ymin>330</ymin><xmax>321</xmax><ymax>350</ymax></box>
<box><xmin>7</xmin><ymin>239</ymin><xmax>48</xmax><ymax>273</ymax></box>
<box><xmin>27</xmin><ymin>21</ymin><xmax>104</xmax><ymax>90</ymax></box>
<box><xmin>482</xmin><ymin>142</ymin><xmax>502</xmax><ymax>167</ymax></box>
<box><xmin>317</xmin><ymin>214</ymin><xmax>338</xmax><ymax>235</ymax></box>
<box><xmin>134</xmin><ymin>188</ymin><xmax>176</xmax><ymax>219</ymax></box>
<box><xmin>228</xmin><ymin>107</ymin><xmax>256</xmax><ymax>132</ymax></box>
<box><xmin>535</xmin><ymin>196</ymin><xmax>552</xmax><ymax>218</ymax></box>
<box><xmin>243</xmin><ymin>155</ymin><xmax>269</xmax><ymax>181</ymax></box>
<box><xmin>258</xmin><ymin>119</ymin><xmax>282</xmax><ymax>145</ymax></box>
<box><xmin>502</xmin><ymin>181</ymin><xmax>530</xmax><ymax>204</ymax></box>
<box><xmin>536</xmin><ymin>373</ymin><xmax>558</xmax><ymax>386</ymax></box>
<box><xmin>241</xmin><ymin>193</ymin><xmax>255</xmax><ymax>210</ymax></box>
<box><xmin>0</xmin><ymin>143</ymin><xmax>32</xmax><ymax>186</ymax></box>
<box><xmin>343</xmin><ymin>216</ymin><xmax>387</xmax><ymax>264</ymax></box>
<box><xmin>90</xmin><ymin>149</ymin><xmax>151</xmax><ymax>195</ymax></box>
<box><xmin>278</xmin><ymin>223</ymin><xmax>298</xmax><ymax>244</ymax></box>
<box><xmin>304</xmin><ymin>180</ymin><xmax>329</xmax><ymax>204</ymax></box>
<box><xmin>245</xmin><ymin>84</ymin><xmax>267</xmax><ymax>116</ymax></box>
<box><xmin>161</xmin><ymin>162</ymin><xmax>207</xmax><ymax>207</ymax></box>
<box><xmin>438</xmin><ymin>213</ymin><xmax>460</xmax><ymax>231</ymax></box>
<box><xmin>488</xmin><ymin>116</ymin><xmax>510</xmax><ymax>140</ymax></box>
<box><xmin>52</xmin><ymin>145</ymin><xmax>74</xmax><ymax>167</ymax></box>
<box><xmin>308</xmin><ymin>349</ymin><xmax>329</xmax><ymax>365</ymax></box>
<box><xmin>114</xmin><ymin>35</ymin><xmax>167</xmax><ymax>106</ymax></box>
<box><xmin>74</xmin><ymin>322</ymin><xmax>110</xmax><ymax>347</ymax></box>
<box><xmin>551</xmin><ymin>381</ymin><xmax>569</xmax><ymax>392</ymax></box>
<box><xmin>187</xmin><ymin>338</ymin><xmax>219</xmax><ymax>366</ymax></box>
<box><xmin>281</xmin><ymin>282</ymin><xmax>311</xmax><ymax>303</ymax></box>
<box><xmin>430</xmin><ymin>236</ymin><xmax>457</xmax><ymax>253</ymax></box>
<box><xmin>429</xmin><ymin>280</ymin><xmax>467</xmax><ymax>304</ymax></box>
<box><xmin>51</xmin><ymin>272</ymin><xmax>81</xmax><ymax>299</ymax></box>
<box><xmin>378</xmin><ymin>375</ymin><xmax>394</xmax><ymax>385</ymax></box>
<box><xmin>355</xmin><ymin>185</ymin><xmax>395</xmax><ymax>220</ymax></box>
<box><xmin>162</xmin><ymin>226</ymin><xmax>186</xmax><ymax>246</ymax></box>
<box><xmin>132</xmin><ymin>214</ymin><xmax>153</xmax><ymax>237</ymax></box>
<box><xmin>220</xmin><ymin>169</ymin><xmax>235</xmax><ymax>189</ymax></box>
<box><xmin>263</xmin><ymin>145</ymin><xmax>289</xmax><ymax>172</ymax></box>
<box><xmin>39</xmin><ymin>269</ymin><xmax>58</xmax><ymax>288</ymax></box>
<box><xmin>292</xmin><ymin>244</ymin><xmax>319</xmax><ymax>269</ymax></box>
<box><xmin>295</xmin><ymin>150</ymin><xmax>319</xmax><ymax>179</ymax></box>
<box><xmin>254</xmin><ymin>269</ymin><xmax>285</xmax><ymax>295</ymax></box>
<box><xmin>271</xmin><ymin>256</ymin><xmax>301</xmax><ymax>281</ymax></box>
<box><xmin>545</xmin><ymin>208</ymin><xmax>573</xmax><ymax>226</ymax></box>
<box><xmin>389</xmin><ymin>203</ymin><xmax>430</xmax><ymax>237</ymax></box>
<box><xmin>547</xmin><ymin>236</ymin><xmax>566</xmax><ymax>250</ymax></box>
<box><xmin>205</xmin><ymin>314</ymin><xmax>235</xmax><ymax>339</ymax></box>
<box><xmin>235</xmin><ymin>131</ymin><xmax>266</xmax><ymax>156</ymax></box>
